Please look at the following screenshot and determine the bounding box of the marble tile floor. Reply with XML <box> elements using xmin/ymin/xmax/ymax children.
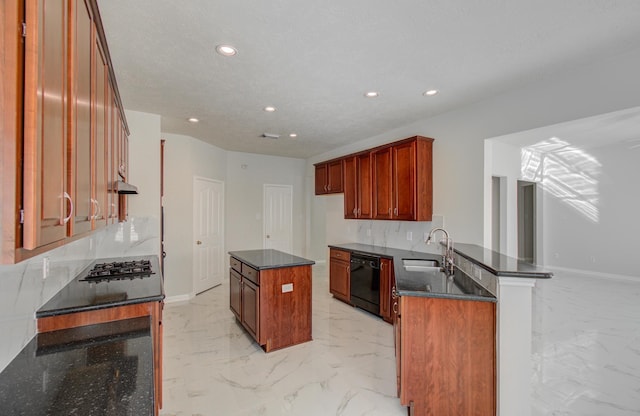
<box><xmin>160</xmin><ymin>264</ymin><xmax>405</xmax><ymax>416</ymax></box>
<box><xmin>160</xmin><ymin>264</ymin><xmax>640</xmax><ymax>416</ymax></box>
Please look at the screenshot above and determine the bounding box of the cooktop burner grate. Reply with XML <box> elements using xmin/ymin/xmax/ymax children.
<box><xmin>80</xmin><ymin>259</ymin><xmax>155</xmax><ymax>283</ymax></box>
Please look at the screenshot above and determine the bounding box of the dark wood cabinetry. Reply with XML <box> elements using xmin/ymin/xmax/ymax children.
<box><xmin>315</xmin><ymin>159</ymin><xmax>343</xmax><ymax>195</ymax></box>
<box><xmin>395</xmin><ymin>296</ymin><xmax>496</xmax><ymax>415</ymax></box>
<box><xmin>373</xmin><ymin>137</ymin><xmax>433</xmax><ymax>221</ymax></box>
<box><xmin>229</xmin><ymin>255</ymin><xmax>312</xmax><ymax>352</ymax></box>
<box><xmin>343</xmin><ymin>153</ymin><xmax>372</xmax><ymax>219</ymax></box>
<box><xmin>1</xmin><ymin>0</ymin><xmax>130</xmax><ymax>264</ymax></box>
<box><xmin>329</xmin><ymin>248</ymin><xmax>350</xmax><ymax>302</ymax></box>
<box><xmin>315</xmin><ymin>136</ymin><xmax>433</xmax><ymax>221</ymax></box>
<box><xmin>379</xmin><ymin>258</ymin><xmax>393</xmax><ymax>323</ymax></box>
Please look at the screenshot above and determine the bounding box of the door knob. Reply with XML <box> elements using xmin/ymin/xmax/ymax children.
<box><xmin>196</xmin><ymin>240</ymin><xmax>202</xmax><ymax>245</ymax></box>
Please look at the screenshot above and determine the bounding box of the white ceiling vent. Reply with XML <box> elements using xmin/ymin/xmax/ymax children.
<box><xmin>261</xmin><ymin>133</ymin><xmax>280</xmax><ymax>139</ymax></box>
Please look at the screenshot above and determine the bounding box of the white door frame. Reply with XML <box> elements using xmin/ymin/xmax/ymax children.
<box><xmin>263</xmin><ymin>184</ymin><xmax>293</xmax><ymax>252</ymax></box>
<box><xmin>192</xmin><ymin>176</ymin><xmax>225</xmax><ymax>294</ymax></box>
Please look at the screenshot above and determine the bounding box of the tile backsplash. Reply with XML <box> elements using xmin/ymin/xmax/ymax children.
<box><xmin>0</xmin><ymin>216</ymin><xmax>159</xmax><ymax>372</ymax></box>
<box><xmin>354</xmin><ymin>215</ymin><xmax>445</xmax><ymax>253</ymax></box>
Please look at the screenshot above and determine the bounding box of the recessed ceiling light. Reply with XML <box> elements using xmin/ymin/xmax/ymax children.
<box><xmin>264</xmin><ymin>106</ymin><xmax>276</xmax><ymax>112</ymax></box>
<box><xmin>188</xmin><ymin>117</ymin><xmax>199</xmax><ymax>123</ymax></box>
<box><xmin>289</xmin><ymin>133</ymin><xmax>298</xmax><ymax>138</ymax></box>
<box><xmin>423</xmin><ymin>89</ymin><xmax>439</xmax><ymax>96</ymax></box>
<box><xmin>215</xmin><ymin>45</ymin><xmax>237</xmax><ymax>56</ymax></box>
<box><xmin>364</xmin><ymin>91</ymin><xmax>380</xmax><ymax>98</ymax></box>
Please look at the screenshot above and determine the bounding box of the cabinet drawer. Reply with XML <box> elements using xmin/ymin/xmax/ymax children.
<box><xmin>230</xmin><ymin>257</ymin><xmax>241</xmax><ymax>273</ymax></box>
<box><xmin>241</xmin><ymin>263</ymin><xmax>260</xmax><ymax>285</ymax></box>
<box><xmin>330</xmin><ymin>248</ymin><xmax>350</xmax><ymax>262</ymax></box>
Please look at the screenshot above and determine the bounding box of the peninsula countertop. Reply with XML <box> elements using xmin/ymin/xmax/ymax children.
<box><xmin>228</xmin><ymin>249</ymin><xmax>315</xmax><ymax>270</ymax></box>
<box><xmin>0</xmin><ymin>317</ymin><xmax>154</xmax><ymax>415</ymax></box>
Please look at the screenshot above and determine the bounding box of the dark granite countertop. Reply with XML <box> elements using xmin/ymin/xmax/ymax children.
<box><xmin>0</xmin><ymin>317</ymin><xmax>154</xmax><ymax>415</ymax></box>
<box><xmin>329</xmin><ymin>243</ymin><xmax>496</xmax><ymax>302</ymax></box>
<box><xmin>229</xmin><ymin>249</ymin><xmax>315</xmax><ymax>270</ymax></box>
<box><xmin>454</xmin><ymin>243</ymin><xmax>553</xmax><ymax>278</ymax></box>
<box><xmin>37</xmin><ymin>255</ymin><xmax>165</xmax><ymax>318</ymax></box>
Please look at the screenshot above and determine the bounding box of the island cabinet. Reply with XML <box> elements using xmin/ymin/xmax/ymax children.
<box><xmin>372</xmin><ymin>136</ymin><xmax>433</xmax><ymax>221</ymax></box>
<box><xmin>395</xmin><ymin>295</ymin><xmax>496</xmax><ymax>416</ymax></box>
<box><xmin>343</xmin><ymin>152</ymin><xmax>372</xmax><ymax>219</ymax></box>
<box><xmin>229</xmin><ymin>250</ymin><xmax>315</xmax><ymax>352</ymax></box>
<box><xmin>329</xmin><ymin>248</ymin><xmax>350</xmax><ymax>302</ymax></box>
<box><xmin>314</xmin><ymin>159</ymin><xmax>344</xmax><ymax>195</ymax></box>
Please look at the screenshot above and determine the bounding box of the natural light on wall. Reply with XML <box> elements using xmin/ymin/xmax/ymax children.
<box><xmin>521</xmin><ymin>137</ymin><xmax>601</xmax><ymax>223</ymax></box>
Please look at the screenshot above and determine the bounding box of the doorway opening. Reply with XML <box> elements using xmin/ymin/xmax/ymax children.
<box><xmin>517</xmin><ymin>180</ymin><xmax>537</xmax><ymax>263</ymax></box>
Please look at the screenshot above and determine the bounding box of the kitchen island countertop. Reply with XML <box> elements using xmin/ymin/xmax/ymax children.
<box><xmin>229</xmin><ymin>249</ymin><xmax>315</xmax><ymax>270</ymax></box>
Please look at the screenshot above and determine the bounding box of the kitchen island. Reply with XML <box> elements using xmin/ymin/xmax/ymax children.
<box><xmin>229</xmin><ymin>249</ymin><xmax>315</xmax><ymax>352</ymax></box>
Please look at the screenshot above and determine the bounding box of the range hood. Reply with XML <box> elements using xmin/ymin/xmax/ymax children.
<box><xmin>115</xmin><ymin>180</ymin><xmax>138</xmax><ymax>194</ymax></box>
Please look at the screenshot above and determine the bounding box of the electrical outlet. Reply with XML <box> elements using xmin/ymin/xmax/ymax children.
<box><xmin>281</xmin><ymin>283</ymin><xmax>293</xmax><ymax>293</ymax></box>
<box><xmin>472</xmin><ymin>265</ymin><xmax>482</xmax><ymax>280</ymax></box>
<box><xmin>406</xmin><ymin>231</ymin><xmax>412</xmax><ymax>241</ymax></box>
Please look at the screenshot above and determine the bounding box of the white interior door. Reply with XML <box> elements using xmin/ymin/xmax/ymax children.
<box><xmin>193</xmin><ymin>177</ymin><xmax>224</xmax><ymax>294</ymax></box>
<box><xmin>263</xmin><ymin>184</ymin><xmax>293</xmax><ymax>253</ymax></box>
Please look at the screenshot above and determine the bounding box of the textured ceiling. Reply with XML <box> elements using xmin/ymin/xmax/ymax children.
<box><xmin>97</xmin><ymin>0</ymin><xmax>640</xmax><ymax>159</ymax></box>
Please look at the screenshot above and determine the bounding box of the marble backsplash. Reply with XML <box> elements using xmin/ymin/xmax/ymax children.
<box><xmin>0</xmin><ymin>216</ymin><xmax>159</xmax><ymax>372</ymax></box>
<box><xmin>353</xmin><ymin>216</ymin><xmax>444</xmax><ymax>253</ymax></box>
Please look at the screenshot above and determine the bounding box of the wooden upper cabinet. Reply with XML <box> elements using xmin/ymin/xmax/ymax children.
<box><xmin>373</xmin><ymin>136</ymin><xmax>433</xmax><ymax>221</ymax></box>
<box><xmin>372</xmin><ymin>146</ymin><xmax>394</xmax><ymax>219</ymax></box>
<box><xmin>68</xmin><ymin>0</ymin><xmax>93</xmax><ymax>236</ymax></box>
<box><xmin>92</xmin><ymin>37</ymin><xmax>108</xmax><ymax>229</ymax></box>
<box><xmin>22</xmin><ymin>0</ymin><xmax>70</xmax><ymax>250</ymax></box>
<box><xmin>315</xmin><ymin>159</ymin><xmax>343</xmax><ymax>195</ymax></box>
<box><xmin>1</xmin><ymin>0</ymin><xmax>130</xmax><ymax>263</ymax></box>
<box><xmin>344</xmin><ymin>153</ymin><xmax>372</xmax><ymax>219</ymax></box>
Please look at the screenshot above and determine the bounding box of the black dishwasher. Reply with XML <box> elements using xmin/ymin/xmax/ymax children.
<box><xmin>350</xmin><ymin>253</ymin><xmax>380</xmax><ymax>315</ymax></box>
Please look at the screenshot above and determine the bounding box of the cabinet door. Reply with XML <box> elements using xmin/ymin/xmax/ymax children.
<box><xmin>68</xmin><ymin>0</ymin><xmax>93</xmax><ymax>236</ymax></box>
<box><xmin>395</xmin><ymin>305</ymin><xmax>402</xmax><ymax>397</ymax></box>
<box><xmin>343</xmin><ymin>157</ymin><xmax>357</xmax><ymax>218</ymax></box>
<box><xmin>372</xmin><ymin>146</ymin><xmax>393</xmax><ymax>219</ymax></box>
<box><xmin>314</xmin><ymin>164</ymin><xmax>328</xmax><ymax>195</ymax></box>
<box><xmin>329</xmin><ymin>258</ymin><xmax>350</xmax><ymax>301</ymax></box>
<box><xmin>379</xmin><ymin>258</ymin><xmax>392</xmax><ymax>322</ymax></box>
<box><xmin>229</xmin><ymin>268</ymin><xmax>242</xmax><ymax>320</ymax></box>
<box><xmin>327</xmin><ymin>159</ymin><xmax>343</xmax><ymax>193</ymax></box>
<box><xmin>92</xmin><ymin>37</ymin><xmax>108</xmax><ymax>228</ymax></box>
<box><xmin>392</xmin><ymin>141</ymin><xmax>416</xmax><ymax>220</ymax></box>
<box><xmin>241</xmin><ymin>278</ymin><xmax>259</xmax><ymax>341</ymax></box>
<box><xmin>357</xmin><ymin>152</ymin><xmax>372</xmax><ymax>218</ymax></box>
<box><xmin>23</xmin><ymin>0</ymin><xmax>70</xmax><ymax>249</ymax></box>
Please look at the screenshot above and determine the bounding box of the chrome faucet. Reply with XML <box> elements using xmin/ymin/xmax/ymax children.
<box><xmin>426</xmin><ymin>227</ymin><xmax>455</xmax><ymax>274</ymax></box>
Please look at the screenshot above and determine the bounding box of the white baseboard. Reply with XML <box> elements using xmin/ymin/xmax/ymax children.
<box><xmin>164</xmin><ymin>293</ymin><xmax>195</xmax><ymax>304</ymax></box>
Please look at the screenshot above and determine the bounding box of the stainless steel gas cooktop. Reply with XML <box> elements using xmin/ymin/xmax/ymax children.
<box><xmin>80</xmin><ymin>259</ymin><xmax>154</xmax><ymax>283</ymax></box>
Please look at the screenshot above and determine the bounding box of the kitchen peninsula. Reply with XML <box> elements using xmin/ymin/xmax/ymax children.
<box><xmin>229</xmin><ymin>249</ymin><xmax>315</xmax><ymax>352</ymax></box>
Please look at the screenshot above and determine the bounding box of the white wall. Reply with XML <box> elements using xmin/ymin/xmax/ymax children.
<box><xmin>162</xmin><ymin>133</ymin><xmax>227</xmax><ymax>298</ymax></box>
<box><xmin>225</xmin><ymin>151</ymin><xmax>307</xmax><ymax>257</ymax></box>
<box><xmin>307</xmin><ymin>46</ymin><xmax>640</xmax><ymax>261</ymax></box>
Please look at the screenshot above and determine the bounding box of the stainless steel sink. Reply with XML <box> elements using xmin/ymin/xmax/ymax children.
<box><xmin>402</xmin><ymin>259</ymin><xmax>441</xmax><ymax>272</ymax></box>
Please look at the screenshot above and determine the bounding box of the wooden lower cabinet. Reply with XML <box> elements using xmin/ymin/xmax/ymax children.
<box><xmin>379</xmin><ymin>258</ymin><xmax>393</xmax><ymax>323</ymax></box>
<box><xmin>36</xmin><ymin>301</ymin><xmax>164</xmax><ymax>415</ymax></box>
<box><xmin>329</xmin><ymin>249</ymin><xmax>350</xmax><ymax>302</ymax></box>
<box><xmin>229</xmin><ymin>256</ymin><xmax>312</xmax><ymax>352</ymax></box>
<box><xmin>396</xmin><ymin>296</ymin><xmax>496</xmax><ymax>416</ymax></box>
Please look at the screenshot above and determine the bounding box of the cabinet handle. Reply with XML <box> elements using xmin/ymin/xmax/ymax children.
<box><xmin>388</xmin><ymin>208</ymin><xmax>392</xmax><ymax>215</ymax></box>
<box><xmin>327</xmin><ymin>184</ymin><xmax>331</xmax><ymax>191</ymax></box>
<box><xmin>90</xmin><ymin>199</ymin><xmax>101</xmax><ymax>220</ymax></box>
<box><xmin>392</xmin><ymin>286</ymin><xmax>397</xmax><ymax>299</ymax></box>
<box><xmin>394</xmin><ymin>207</ymin><xmax>398</xmax><ymax>216</ymax></box>
<box><xmin>324</xmin><ymin>184</ymin><xmax>328</xmax><ymax>191</ymax></box>
<box><xmin>393</xmin><ymin>301</ymin><xmax>398</xmax><ymax>314</ymax></box>
<box><xmin>353</xmin><ymin>208</ymin><xmax>357</xmax><ymax>215</ymax></box>
<box><xmin>357</xmin><ymin>208</ymin><xmax>361</xmax><ymax>215</ymax></box>
<box><xmin>62</xmin><ymin>192</ymin><xmax>73</xmax><ymax>224</ymax></box>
